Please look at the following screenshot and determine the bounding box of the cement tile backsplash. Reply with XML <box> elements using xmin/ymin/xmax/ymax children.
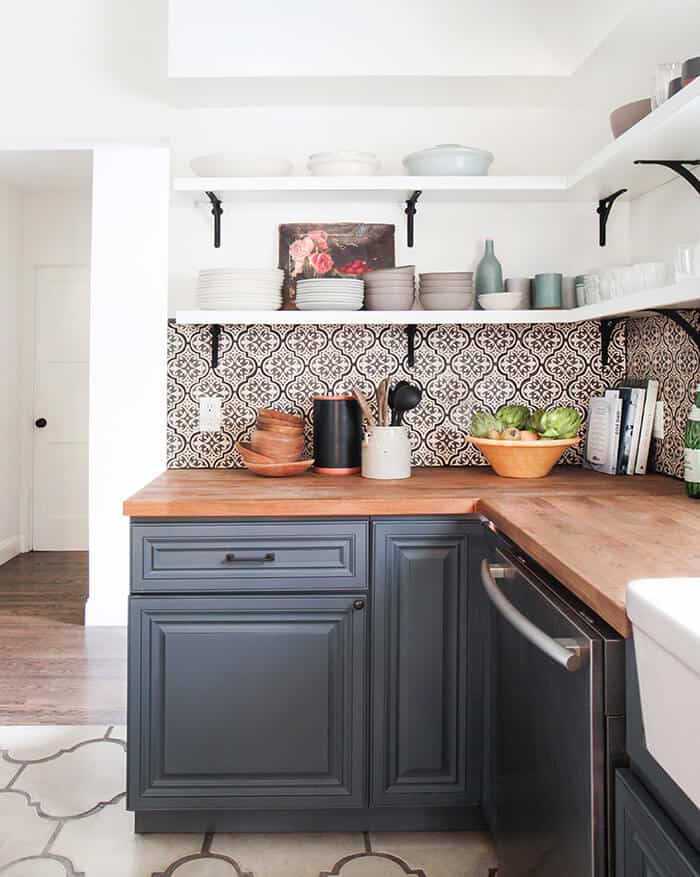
<box><xmin>166</xmin><ymin>320</ymin><xmax>626</xmax><ymax>469</ymax></box>
<box><xmin>627</xmin><ymin>309</ymin><xmax>700</xmax><ymax>479</ymax></box>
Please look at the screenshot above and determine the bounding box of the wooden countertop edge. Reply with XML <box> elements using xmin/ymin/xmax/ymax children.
<box><xmin>477</xmin><ymin>499</ymin><xmax>632</xmax><ymax>637</ymax></box>
<box><xmin>122</xmin><ymin>497</ymin><xmax>481</xmax><ymax>517</ymax></box>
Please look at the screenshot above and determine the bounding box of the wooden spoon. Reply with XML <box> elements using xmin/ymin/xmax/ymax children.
<box><xmin>351</xmin><ymin>386</ymin><xmax>376</xmax><ymax>426</ymax></box>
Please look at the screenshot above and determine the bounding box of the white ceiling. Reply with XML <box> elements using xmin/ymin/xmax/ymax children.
<box><xmin>168</xmin><ymin>0</ymin><xmax>638</xmax><ymax>79</ymax></box>
<box><xmin>0</xmin><ymin>150</ymin><xmax>92</xmax><ymax>191</ymax></box>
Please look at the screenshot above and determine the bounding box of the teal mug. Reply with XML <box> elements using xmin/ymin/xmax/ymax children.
<box><xmin>534</xmin><ymin>273</ymin><xmax>562</xmax><ymax>309</ymax></box>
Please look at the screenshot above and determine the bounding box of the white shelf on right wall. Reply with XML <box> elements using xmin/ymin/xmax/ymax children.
<box><xmin>175</xmin><ymin>280</ymin><xmax>700</xmax><ymax>326</ymax></box>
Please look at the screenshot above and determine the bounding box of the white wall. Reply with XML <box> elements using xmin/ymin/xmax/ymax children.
<box><xmin>87</xmin><ymin>145</ymin><xmax>169</xmax><ymax>626</ymax></box>
<box><xmin>0</xmin><ymin>181</ymin><xmax>22</xmax><ymax>565</ymax></box>
<box><xmin>630</xmin><ymin>176</ymin><xmax>700</xmax><ymax>268</ymax></box>
<box><xmin>18</xmin><ymin>190</ymin><xmax>92</xmax><ymax>552</ymax></box>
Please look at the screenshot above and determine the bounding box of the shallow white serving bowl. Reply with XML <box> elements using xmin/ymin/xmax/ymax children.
<box><xmin>477</xmin><ymin>292</ymin><xmax>527</xmax><ymax>310</ymax></box>
<box><xmin>421</xmin><ymin>292</ymin><xmax>474</xmax><ymax>310</ymax></box>
<box><xmin>190</xmin><ymin>154</ymin><xmax>293</xmax><ymax>177</ymax></box>
<box><xmin>403</xmin><ymin>144</ymin><xmax>494</xmax><ymax>176</ymax></box>
<box><xmin>307</xmin><ymin>151</ymin><xmax>380</xmax><ymax>176</ymax></box>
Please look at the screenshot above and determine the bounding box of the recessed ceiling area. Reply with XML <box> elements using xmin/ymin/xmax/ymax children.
<box><xmin>0</xmin><ymin>150</ymin><xmax>92</xmax><ymax>191</ymax></box>
<box><xmin>168</xmin><ymin>0</ymin><xmax>638</xmax><ymax>79</ymax></box>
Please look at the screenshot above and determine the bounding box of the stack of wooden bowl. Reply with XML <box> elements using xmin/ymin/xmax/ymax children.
<box><xmin>237</xmin><ymin>409</ymin><xmax>313</xmax><ymax>477</ymax></box>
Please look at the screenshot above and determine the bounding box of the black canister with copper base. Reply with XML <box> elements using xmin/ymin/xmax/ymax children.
<box><xmin>313</xmin><ymin>395</ymin><xmax>362</xmax><ymax>475</ymax></box>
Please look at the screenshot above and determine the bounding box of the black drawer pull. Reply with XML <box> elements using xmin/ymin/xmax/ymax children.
<box><xmin>224</xmin><ymin>552</ymin><xmax>276</xmax><ymax>564</ymax></box>
<box><xmin>353</xmin><ymin>599</ymin><xmax>365</xmax><ymax>610</ymax></box>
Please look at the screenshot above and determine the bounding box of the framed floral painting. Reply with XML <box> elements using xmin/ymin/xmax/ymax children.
<box><xmin>278</xmin><ymin>223</ymin><xmax>395</xmax><ymax>308</ymax></box>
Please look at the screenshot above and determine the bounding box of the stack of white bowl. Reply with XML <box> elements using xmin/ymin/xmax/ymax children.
<box><xmin>307</xmin><ymin>151</ymin><xmax>380</xmax><ymax>176</ymax></box>
<box><xmin>196</xmin><ymin>268</ymin><xmax>284</xmax><ymax>310</ymax></box>
<box><xmin>363</xmin><ymin>266</ymin><xmax>416</xmax><ymax>311</ymax></box>
<box><xmin>296</xmin><ymin>278</ymin><xmax>364</xmax><ymax>311</ymax></box>
<box><xmin>419</xmin><ymin>272</ymin><xmax>474</xmax><ymax>310</ymax></box>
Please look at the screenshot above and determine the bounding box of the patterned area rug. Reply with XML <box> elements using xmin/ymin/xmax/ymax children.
<box><xmin>0</xmin><ymin>727</ymin><xmax>497</xmax><ymax>876</ymax></box>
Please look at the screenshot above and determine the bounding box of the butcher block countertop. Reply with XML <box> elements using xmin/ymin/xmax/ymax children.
<box><xmin>124</xmin><ymin>467</ymin><xmax>696</xmax><ymax>636</ymax></box>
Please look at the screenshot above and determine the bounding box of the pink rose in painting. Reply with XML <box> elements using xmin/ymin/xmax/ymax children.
<box><xmin>310</xmin><ymin>251</ymin><xmax>334</xmax><ymax>275</ymax></box>
<box><xmin>289</xmin><ymin>236</ymin><xmax>315</xmax><ymax>261</ymax></box>
<box><xmin>308</xmin><ymin>229</ymin><xmax>328</xmax><ymax>246</ymax></box>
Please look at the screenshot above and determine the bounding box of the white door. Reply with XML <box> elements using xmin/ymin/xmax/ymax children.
<box><xmin>33</xmin><ymin>266</ymin><xmax>89</xmax><ymax>550</ymax></box>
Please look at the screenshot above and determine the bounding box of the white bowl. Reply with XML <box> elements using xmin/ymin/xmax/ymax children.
<box><xmin>307</xmin><ymin>151</ymin><xmax>380</xmax><ymax>176</ymax></box>
<box><xmin>190</xmin><ymin>154</ymin><xmax>293</xmax><ymax>177</ymax></box>
<box><xmin>402</xmin><ymin>144</ymin><xmax>494</xmax><ymax>176</ymax></box>
<box><xmin>478</xmin><ymin>292</ymin><xmax>528</xmax><ymax>310</ymax></box>
<box><xmin>420</xmin><ymin>292</ymin><xmax>474</xmax><ymax>310</ymax></box>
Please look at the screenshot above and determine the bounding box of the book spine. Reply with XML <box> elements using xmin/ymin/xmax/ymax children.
<box><xmin>616</xmin><ymin>389</ymin><xmax>634</xmax><ymax>475</ymax></box>
<box><xmin>634</xmin><ymin>381</ymin><xmax>659</xmax><ymax>475</ymax></box>
<box><xmin>626</xmin><ymin>388</ymin><xmax>646</xmax><ymax>475</ymax></box>
<box><xmin>604</xmin><ymin>391</ymin><xmax>623</xmax><ymax>475</ymax></box>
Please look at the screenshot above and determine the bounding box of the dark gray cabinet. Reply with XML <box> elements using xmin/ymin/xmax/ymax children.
<box><xmin>616</xmin><ymin>770</ymin><xmax>700</xmax><ymax>877</ymax></box>
<box><xmin>371</xmin><ymin>518</ymin><xmax>474</xmax><ymax>808</ymax></box>
<box><xmin>128</xmin><ymin>594</ymin><xmax>367</xmax><ymax>811</ymax></box>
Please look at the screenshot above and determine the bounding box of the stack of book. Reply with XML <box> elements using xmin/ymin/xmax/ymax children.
<box><xmin>584</xmin><ymin>380</ymin><xmax>659</xmax><ymax>475</ymax></box>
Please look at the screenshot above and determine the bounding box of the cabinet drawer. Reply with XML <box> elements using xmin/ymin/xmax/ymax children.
<box><xmin>616</xmin><ymin>770</ymin><xmax>700</xmax><ymax>877</ymax></box>
<box><xmin>131</xmin><ymin>519</ymin><xmax>368</xmax><ymax>593</ymax></box>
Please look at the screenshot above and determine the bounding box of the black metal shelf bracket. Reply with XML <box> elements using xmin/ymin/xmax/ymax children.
<box><xmin>651</xmin><ymin>308</ymin><xmax>700</xmax><ymax>351</ymax></box>
<box><xmin>600</xmin><ymin>318</ymin><xmax>624</xmax><ymax>368</ymax></box>
<box><xmin>597</xmin><ymin>189</ymin><xmax>627</xmax><ymax>247</ymax></box>
<box><xmin>634</xmin><ymin>160</ymin><xmax>700</xmax><ymax>196</ymax></box>
<box><xmin>210</xmin><ymin>324</ymin><xmax>222</xmax><ymax>369</ymax></box>
<box><xmin>405</xmin><ymin>324</ymin><xmax>418</xmax><ymax>368</ymax></box>
<box><xmin>405</xmin><ymin>191</ymin><xmax>422</xmax><ymax>248</ymax></box>
<box><xmin>205</xmin><ymin>191</ymin><xmax>224</xmax><ymax>248</ymax></box>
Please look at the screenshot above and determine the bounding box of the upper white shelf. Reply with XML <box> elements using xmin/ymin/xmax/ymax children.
<box><xmin>175</xmin><ymin>280</ymin><xmax>700</xmax><ymax>326</ymax></box>
<box><xmin>173</xmin><ymin>79</ymin><xmax>700</xmax><ymax>204</ymax></box>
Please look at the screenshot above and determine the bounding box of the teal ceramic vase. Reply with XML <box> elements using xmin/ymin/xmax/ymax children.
<box><xmin>475</xmin><ymin>239</ymin><xmax>503</xmax><ymax>294</ymax></box>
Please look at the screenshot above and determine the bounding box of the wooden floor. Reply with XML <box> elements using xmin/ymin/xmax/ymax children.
<box><xmin>0</xmin><ymin>550</ymin><xmax>89</xmax><ymax>624</ymax></box>
<box><xmin>0</xmin><ymin>551</ymin><xmax>127</xmax><ymax>724</ymax></box>
<box><xmin>0</xmin><ymin>614</ymin><xmax>127</xmax><ymax>723</ymax></box>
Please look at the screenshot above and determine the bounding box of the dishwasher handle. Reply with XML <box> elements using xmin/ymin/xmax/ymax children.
<box><xmin>481</xmin><ymin>559</ymin><xmax>587</xmax><ymax>672</ymax></box>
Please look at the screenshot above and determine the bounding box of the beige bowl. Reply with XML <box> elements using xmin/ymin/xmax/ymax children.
<box><xmin>467</xmin><ymin>436</ymin><xmax>580</xmax><ymax>478</ymax></box>
<box><xmin>609</xmin><ymin>98</ymin><xmax>652</xmax><ymax>138</ymax></box>
<box><xmin>421</xmin><ymin>292</ymin><xmax>474</xmax><ymax>310</ymax></box>
<box><xmin>365</xmin><ymin>293</ymin><xmax>415</xmax><ymax>311</ymax></box>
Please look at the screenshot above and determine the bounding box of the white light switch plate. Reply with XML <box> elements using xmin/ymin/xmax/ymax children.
<box><xmin>199</xmin><ymin>396</ymin><xmax>222</xmax><ymax>432</ymax></box>
<box><xmin>653</xmin><ymin>400</ymin><xmax>665</xmax><ymax>440</ymax></box>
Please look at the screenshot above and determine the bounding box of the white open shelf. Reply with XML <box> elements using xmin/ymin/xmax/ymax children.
<box><xmin>175</xmin><ymin>280</ymin><xmax>700</xmax><ymax>326</ymax></box>
<box><xmin>173</xmin><ymin>79</ymin><xmax>700</xmax><ymax>204</ymax></box>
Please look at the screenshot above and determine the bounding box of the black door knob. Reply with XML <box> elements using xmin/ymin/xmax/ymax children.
<box><xmin>35</xmin><ymin>418</ymin><xmax>47</xmax><ymax>428</ymax></box>
<box><xmin>353</xmin><ymin>599</ymin><xmax>365</xmax><ymax>610</ymax></box>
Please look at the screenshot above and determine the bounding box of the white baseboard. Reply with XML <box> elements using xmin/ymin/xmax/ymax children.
<box><xmin>0</xmin><ymin>535</ymin><xmax>21</xmax><ymax>567</ymax></box>
<box><xmin>84</xmin><ymin>593</ymin><xmax>128</xmax><ymax>627</ymax></box>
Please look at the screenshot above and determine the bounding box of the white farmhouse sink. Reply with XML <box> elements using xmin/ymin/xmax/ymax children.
<box><xmin>627</xmin><ymin>578</ymin><xmax>700</xmax><ymax>808</ymax></box>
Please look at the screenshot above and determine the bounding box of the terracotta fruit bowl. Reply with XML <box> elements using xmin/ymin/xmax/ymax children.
<box><xmin>467</xmin><ymin>436</ymin><xmax>580</xmax><ymax>478</ymax></box>
<box><xmin>244</xmin><ymin>459</ymin><xmax>315</xmax><ymax>477</ymax></box>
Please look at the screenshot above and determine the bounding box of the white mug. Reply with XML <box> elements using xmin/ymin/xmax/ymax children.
<box><xmin>361</xmin><ymin>426</ymin><xmax>411</xmax><ymax>480</ymax></box>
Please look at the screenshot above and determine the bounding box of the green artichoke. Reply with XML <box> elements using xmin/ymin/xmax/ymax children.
<box><xmin>495</xmin><ymin>404</ymin><xmax>530</xmax><ymax>430</ymax></box>
<box><xmin>527</xmin><ymin>408</ymin><xmax>546</xmax><ymax>433</ymax></box>
<box><xmin>471</xmin><ymin>411</ymin><xmax>503</xmax><ymax>438</ymax></box>
<box><xmin>538</xmin><ymin>407</ymin><xmax>581</xmax><ymax>439</ymax></box>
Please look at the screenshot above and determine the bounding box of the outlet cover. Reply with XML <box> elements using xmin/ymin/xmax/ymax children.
<box><xmin>199</xmin><ymin>396</ymin><xmax>222</xmax><ymax>432</ymax></box>
<box><xmin>653</xmin><ymin>400</ymin><xmax>665</xmax><ymax>440</ymax></box>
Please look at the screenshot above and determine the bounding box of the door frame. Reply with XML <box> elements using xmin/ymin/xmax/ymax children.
<box><xmin>22</xmin><ymin>263</ymin><xmax>90</xmax><ymax>551</ymax></box>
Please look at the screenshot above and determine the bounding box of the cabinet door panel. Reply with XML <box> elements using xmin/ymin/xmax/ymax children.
<box><xmin>128</xmin><ymin>594</ymin><xmax>367</xmax><ymax>810</ymax></box>
<box><xmin>616</xmin><ymin>770</ymin><xmax>700</xmax><ymax>877</ymax></box>
<box><xmin>372</xmin><ymin>519</ymin><xmax>471</xmax><ymax>807</ymax></box>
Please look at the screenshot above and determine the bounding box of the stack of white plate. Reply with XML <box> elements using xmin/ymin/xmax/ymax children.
<box><xmin>419</xmin><ymin>272</ymin><xmax>474</xmax><ymax>310</ymax></box>
<box><xmin>296</xmin><ymin>278</ymin><xmax>364</xmax><ymax>311</ymax></box>
<box><xmin>196</xmin><ymin>268</ymin><xmax>284</xmax><ymax>311</ymax></box>
<box><xmin>363</xmin><ymin>266</ymin><xmax>416</xmax><ymax>311</ymax></box>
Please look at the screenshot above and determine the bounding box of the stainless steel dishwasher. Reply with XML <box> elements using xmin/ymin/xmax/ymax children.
<box><xmin>481</xmin><ymin>529</ymin><xmax>625</xmax><ymax>877</ymax></box>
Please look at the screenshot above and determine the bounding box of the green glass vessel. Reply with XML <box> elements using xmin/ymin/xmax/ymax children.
<box><xmin>684</xmin><ymin>384</ymin><xmax>700</xmax><ymax>499</ymax></box>
<box><xmin>475</xmin><ymin>239</ymin><xmax>503</xmax><ymax>295</ymax></box>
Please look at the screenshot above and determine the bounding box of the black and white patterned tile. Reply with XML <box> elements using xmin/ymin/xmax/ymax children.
<box><xmin>0</xmin><ymin>727</ymin><xmax>497</xmax><ymax>877</ymax></box>
<box><xmin>167</xmin><ymin>320</ymin><xmax>626</xmax><ymax>469</ymax></box>
<box><xmin>627</xmin><ymin>310</ymin><xmax>700</xmax><ymax>478</ymax></box>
